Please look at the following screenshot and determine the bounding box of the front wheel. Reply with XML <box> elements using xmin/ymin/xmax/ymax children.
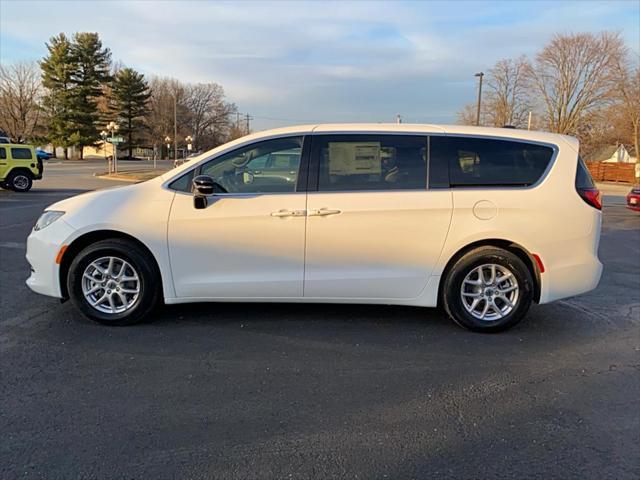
<box><xmin>67</xmin><ymin>239</ymin><xmax>160</xmax><ymax>325</ymax></box>
<box><xmin>442</xmin><ymin>247</ymin><xmax>534</xmax><ymax>333</ymax></box>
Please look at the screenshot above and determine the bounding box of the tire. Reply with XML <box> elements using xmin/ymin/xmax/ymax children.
<box><xmin>67</xmin><ymin>239</ymin><xmax>160</xmax><ymax>326</ymax></box>
<box><xmin>442</xmin><ymin>246</ymin><xmax>534</xmax><ymax>333</ymax></box>
<box><xmin>7</xmin><ymin>170</ymin><xmax>33</xmax><ymax>192</ymax></box>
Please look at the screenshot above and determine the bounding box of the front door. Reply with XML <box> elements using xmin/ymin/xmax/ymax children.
<box><xmin>304</xmin><ymin>134</ymin><xmax>453</xmax><ymax>299</ymax></box>
<box><xmin>168</xmin><ymin>136</ymin><xmax>308</xmax><ymax>299</ymax></box>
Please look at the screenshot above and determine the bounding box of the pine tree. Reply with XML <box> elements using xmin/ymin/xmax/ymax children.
<box><xmin>109</xmin><ymin>68</ymin><xmax>151</xmax><ymax>159</ymax></box>
<box><xmin>40</xmin><ymin>33</ymin><xmax>75</xmax><ymax>159</ymax></box>
<box><xmin>69</xmin><ymin>32</ymin><xmax>111</xmax><ymax>159</ymax></box>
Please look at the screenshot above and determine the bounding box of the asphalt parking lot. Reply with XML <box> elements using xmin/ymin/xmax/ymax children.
<box><xmin>1</xmin><ymin>163</ymin><xmax>639</xmax><ymax>479</ymax></box>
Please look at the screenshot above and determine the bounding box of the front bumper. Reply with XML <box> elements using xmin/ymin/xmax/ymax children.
<box><xmin>25</xmin><ymin>218</ymin><xmax>75</xmax><ymax>298</ymax></box>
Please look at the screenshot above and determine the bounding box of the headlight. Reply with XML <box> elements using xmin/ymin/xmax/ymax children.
<box><xmin>34</xmin><ymin>211</ymin><xmax>65</xmax><ymax>231</ymax></box>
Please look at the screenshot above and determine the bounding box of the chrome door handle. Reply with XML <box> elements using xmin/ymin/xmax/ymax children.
<box><xmin>309</xmin><ymin>208</ymin><xmax>342</xmax><ymax>217</ymax></box>
<box><xmin>271</xmin><ymin>209</ymin><xmax>306</xmax><ymax>218</ymax></box>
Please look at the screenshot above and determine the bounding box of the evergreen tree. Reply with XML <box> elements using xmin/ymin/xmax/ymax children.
<box><xmin>40</xmin><ymin>33</ymin><xmax>75</xmax><ymax>159</ymax></box>
<box><xmin>109</xmin><ymin>68</ymin><xmax>151</xmax><ymax>158</ymax></box>
<box><xmin>69</xmin><ymin>32</ymin><xmax>111</xmax><ymax>159</ymax></box>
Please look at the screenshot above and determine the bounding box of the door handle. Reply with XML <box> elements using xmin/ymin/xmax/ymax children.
<box><xmin>271</xmin><ymin>209</ymin><xmax>306</xmax><ymax>218</ymax></box>
<box><xmin>308</xmin><ymin>208</ymin><xmax>342</xmax><ymax>217</ymax></box>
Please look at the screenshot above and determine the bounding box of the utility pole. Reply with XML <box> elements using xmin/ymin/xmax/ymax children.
<box><xmin>527</xmin><ymin>111</ymin><xmax>532</xmax><ymax>130</ymax></box>
<box><xmin>236</xmin><ymin>112</ymin><xmax>241</xmax><ymax>128</ymax></box>
<box><xmin>474</xmin><ymin>72</ymin><xmax>484</xmax><ymax>126</ymax></box>
<box><xmin>245</xmin><ymin>113</ymin><xmax>252</xmax><ymax>134</ymax></box>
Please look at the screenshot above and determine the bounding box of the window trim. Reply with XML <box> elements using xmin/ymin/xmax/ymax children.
<box><xmin>163</xmin><ymin>132</ymin><xmax>560</xmax><ymax>195</ymax></box>
<box><xmin>427</xmin><ymin>133</ymin><xmax>559</xmax><ymax>190</ymax></box>
<box><xmin>308</xmin><ymin>133</ymin><xmax>429</xmax><ymax>193</ymax></box>
<box><xmin>164</xmin><ymin>134</ymin><xmax>309</xmax><ymax>196</ymax></box>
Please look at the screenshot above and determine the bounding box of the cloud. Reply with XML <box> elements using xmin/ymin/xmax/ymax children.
<box><xmin>1</xmin><ymin>0</ymin><xmax>638</xmax><ymax>129</ymax></box>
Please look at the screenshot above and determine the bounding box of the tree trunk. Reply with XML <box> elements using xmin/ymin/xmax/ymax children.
<box><xmin>79</xmin><ymin>146</ymin><xmax>84</xmax><ymax>160</ymax></box>
<box><xmin>51</xmin><ymin>144</ymin><xmax>57</xmax><ymax>159</ymax></box>
<box><xmin>64</xmin><ymin>147</ymin><xmax>68</xmax><ymax>160</ymax></box>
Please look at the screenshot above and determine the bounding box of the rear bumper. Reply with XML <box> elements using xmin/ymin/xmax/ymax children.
<box><xmin>538</xmin><ymin>211</ymin><xmax>603</xmax><ymax>304</ymax></box>
<box><xmin>538</xmin><ymin>255</ymin><xmax>603</xmax><ymax>303</ymax></box>
<box><xmin>25</xmin><ymin>219</ymin><xmax>75</xmax><ymax>298</ymax></box>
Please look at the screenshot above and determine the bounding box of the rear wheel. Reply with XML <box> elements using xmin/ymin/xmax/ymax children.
<box><xmin>7</xmin><ymin>171</ymin><xmax>33</xmax><ymax>192</ymax></box>
<box><xmin>67</xmin><ymin>239</ymin><xmax>160</xmax><ymax>325</ymax></box>
<box><xmin>442</xmin><ymin>247</ymin><xmax>534</xmax><ymax>333</ymax></box>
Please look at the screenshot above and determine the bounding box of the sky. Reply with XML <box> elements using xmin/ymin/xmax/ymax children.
<box><xmin>1</xmin><ymin>0</ymin><xmax>639</xmax><ymax>131</ymax></box>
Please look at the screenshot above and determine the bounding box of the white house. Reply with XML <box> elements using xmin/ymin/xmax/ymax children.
<box><xmin>588</xmin><ymin>144</ymin><xmax>635</xmax><ymax>163</ymax></box>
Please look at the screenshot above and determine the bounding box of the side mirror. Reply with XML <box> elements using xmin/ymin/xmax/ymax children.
<box><xmin>192</xmin><ymin>175</ymin><xmax>215</xmax><ymax>209</ymax></box>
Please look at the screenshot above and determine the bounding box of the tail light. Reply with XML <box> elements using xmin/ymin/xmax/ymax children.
<box><xmin>575</xmin><ymin>156</ymin><xmax>601</xmax><ymax>210</ymax></box>
<box><xmin>577</xmin><ymin>187</ymin><xmax>602</xmax><ymax>210</ymax></box>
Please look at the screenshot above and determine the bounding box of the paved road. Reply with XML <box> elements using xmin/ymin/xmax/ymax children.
<box><xmin>1</xmin><ymin>166</ymin><xmax>639</xmax><ymax>479</ymax></box>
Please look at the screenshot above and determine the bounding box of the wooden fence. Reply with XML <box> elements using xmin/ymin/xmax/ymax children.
<box><xmin>586</xmin><ymin>161</ymin><xmax>636</xmax><ymax>183</ymax></box>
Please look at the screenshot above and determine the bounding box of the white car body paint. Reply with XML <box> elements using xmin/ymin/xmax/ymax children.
<box><xmin>26</xmin><ymin>124</ymin><xmax>602</xmax><ymax>310</ymax></box>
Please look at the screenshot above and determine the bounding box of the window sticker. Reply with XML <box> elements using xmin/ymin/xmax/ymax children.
<box><xmin>328</xmin><ymin>142</ymin><xmax>381</xmax><ymax>175</ymax></box>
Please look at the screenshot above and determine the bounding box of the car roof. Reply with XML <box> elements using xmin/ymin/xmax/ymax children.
<box><xmin>244</xmin><ymin>123</ymin><xmax>575</xmax><ymax>148</ymax></box>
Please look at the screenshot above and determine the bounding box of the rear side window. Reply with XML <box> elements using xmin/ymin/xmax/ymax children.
<box><xmin>11</xmin><ymin>147</ymin><xmax>33</xmax><ymax>160</ymax></box>
<box><xmin>0</xmin><ymin>147</ymin><xmax>5</xmax><ymax>159</ymax></box>
<box><xmin>313</xmin><ymin>135</ymin><xmax>427</xmax><ymax>191</ymax></box>
<box><xmin>430</xmin><ymin>136</ymin><xmax>554</xmax><ymax>187</ymax></box>
<box><xmin>575</xmin><ymin>156</ymin><xmax>595</xmax><ymax>189</ymax></box>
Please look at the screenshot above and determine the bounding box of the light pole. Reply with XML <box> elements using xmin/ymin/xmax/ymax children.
<box><xmin>106</xmin><ymin>121</ymin><xmax>119</xmax><ymax>173</ymax></box>
<box><xmin>474</xmin><ymin>72</ymin><xmax>484</xmax><ymax>127</ymax></box>
<box><xmin>100</xmin><ymin>130</ymin><xmax>108</xmax><ymax>167</ymax></box>
<box><xmin>185</xmin><ymin>135</ymin><xmax>193</xmax><ymax>158</ymax></box>
<box><xmin>173</xmin><ymin>94</ymin><xmax>178</xmax><ymax>164</ymax></box>
<box><xmin>165</xmin><ymin>136</ymin><xmax>171</xmax><ymax>161</ymax></box>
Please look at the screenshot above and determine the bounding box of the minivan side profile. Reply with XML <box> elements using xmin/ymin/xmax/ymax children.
<box><xmin>26</xmin><ymin>124</ymin><xmax>603</xmax><ymax>332</ymax></box>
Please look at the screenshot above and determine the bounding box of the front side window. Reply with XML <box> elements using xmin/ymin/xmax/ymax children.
<box><xmin>313</xmin><ymin>135</ymin><xmax>427</xmax><ymax>191</ymax></box>
<box><xmin>200</xmin><ymin>136</ymin><xmax>303</xmax><ymax>193</ymax></box>
<box><xmin>11</xmin><ymin>147</ymin><xmax>33</xmax><ymax>160</ymax></box>
<box><xmin>430</xmin><ymin>136</ymin><xmax>554</xmax><ymax>187</ymax></box>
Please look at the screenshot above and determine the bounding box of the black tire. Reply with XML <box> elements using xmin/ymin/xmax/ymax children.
<box><xmin>7</xmin><ymin>170</ymin><xmax>33</xmax><ymax>192</ymax></box>
<box><xmin>67</xmin><ymin>239</ymin><xmax>160</xmax><ymax>326</ymax></box>
<box><xmin>442</xmin><ymin>246</ymin><xmax>534</xmax><ymax>333</ymax></box>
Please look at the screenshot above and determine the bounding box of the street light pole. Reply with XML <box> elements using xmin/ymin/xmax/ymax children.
<box><xmin>100</xmin><ymin>130</ymin><xmax>108</xmax><ymax>170</ymax></box>
<box><xmin>164</xmin><ymin>136</ymin><xmax>171</xmax><ymax>162</ymax></box>
<box><xmin>474</xmin><ymin>72</ymin><xmax>484</xmax><ymax>127</ymax></box>
<box><xmin>106</xmin><ymin>121</ymin><xmax>119</xmax><ymax>174</ymax></box>
<box><xmin>173</xmin><ymin>95</ymin><xmax>178</xmax><ymax>164</ymax></box>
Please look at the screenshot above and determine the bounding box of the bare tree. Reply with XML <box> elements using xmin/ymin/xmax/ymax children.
<box><xmin>611</xmin><ymin>53</ymin><xmax>640</xmax><ymax>159</ymax></box>
<box><xmin>185</xmin><ymin>83</ymin><xmax>236</xmax><ymax>151</ymax></box>
<box><xmin>0</xmin><ymin>62</ymin><xmax>42</xmax><ymax>142</ymax></box>
<box><xmin>456</xmin><ymin>103</ymin><xmax>480</xmax><ymax>126</ymax></box>
<box><xmin>484</xmin><ymin>56</ymin><xmax>531</xmax><ymax>128</ymax></box>
<box><xmin>527</xmin><ymin>32</ymin><xmax>625</xmax><ymax>135</ymax></box>
<box><xmin>146</xmin><ymin>77</ymin><xmax>188</xmax><ymax>158</ymax></box>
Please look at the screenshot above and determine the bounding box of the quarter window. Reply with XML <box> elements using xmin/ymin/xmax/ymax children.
<box><xmin>0</xmin><ymin>147</ymin><xmax>5</xmax><ymax>159</ymax></box>
<box><xmin>430</xmin><ymin>136</ymin><xmax>554</xmax><ymax>187</ymax></box>
<box><xmin>314</xmin><ymin>135</ymin><xmax>427</xmax><ymax>191</ymax></box>
<box><xmin>11</xmin><ymin>147</ymin><xmax>33</xmax><ymax>160</ymax></box>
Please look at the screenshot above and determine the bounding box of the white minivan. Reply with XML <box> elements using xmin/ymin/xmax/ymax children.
<box><xmin>26</xmin><ymin>124</ymin><xmax>603</xmax><ymax>332</ymax></box>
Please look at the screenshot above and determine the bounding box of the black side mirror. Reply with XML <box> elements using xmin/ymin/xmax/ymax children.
<box><xmin>192</xmin><ymin>175</ymin><xmax>215</xmax><ymax>209</ymax></box>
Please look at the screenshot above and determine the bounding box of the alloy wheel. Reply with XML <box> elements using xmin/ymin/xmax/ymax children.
<box><xmin>81</xmin><ymin>256</ymin><xmax>141</xmax><ymax>314</ymax></box>
<box><xmin>460</xmin><ymin>263</ymin><xmax>519</xmax><ymax>321</ymax></box>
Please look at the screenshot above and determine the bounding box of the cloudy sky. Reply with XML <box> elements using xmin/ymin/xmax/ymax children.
<box><xmin>1</xmin><ymin>0</ymin><xmax>639</xmax><ymax>130</ymax></box>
